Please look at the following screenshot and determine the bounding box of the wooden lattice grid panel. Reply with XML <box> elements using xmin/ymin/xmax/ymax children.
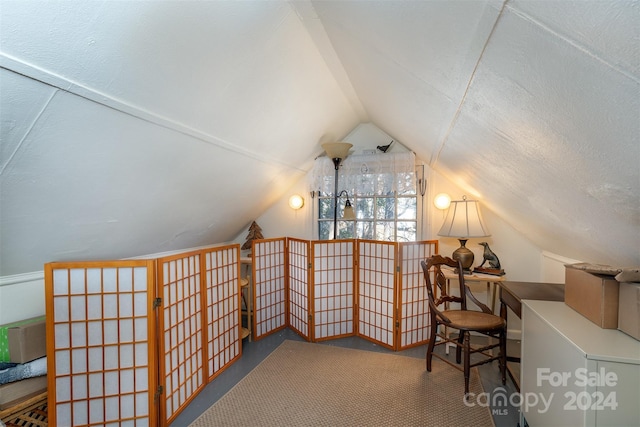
<box><xmin>45</xmin><ymin>261</ymin><xmax>157</xmax><ymax>427</ymax></box>
<box><xmin>357</xmin><ymin>240</ymin><xmax>396</xmax><ymax>349</ymax></box>
<box><xmin>287</xmin><ymin>238</ymin><xmax>310</xmax><ymax>339</ymax></box>
<box><xmin>252</xmin><ymin>239</ymin><xmax>287</xmax><ymax>338</ymax></box>
<box><xmin>312</xmin><ymin>240</ymin><xmax>355</xmax><ymax>341</ymax></box>
<box><xmin>156</xmin><ymin>250</ymin><xmax>205</xmax><ymax>424</ymax></box>
<box><xmin>203</xmin><ymin>246</ymin><xmax>241</xmax><ymax>381</ymax></box>
<box><xmin>397</xmin><ymin>240</ymin><xmax>438</xmax><ymax>349</ymax></box>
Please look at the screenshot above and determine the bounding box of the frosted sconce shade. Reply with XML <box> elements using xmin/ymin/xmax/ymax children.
<box><xmin>288</xmin><ymin>194</ymin><xmax>304</xmax><ymax>210</ymax></box>
<box><xmin>433</xmin><ymin>193</ymin><xmax>451</xmax><ymax>210</ymax></box>
<box><xmin>342</xmin><ymin>199</ymin><xmax>356</xmax><ymax>220</ymax></box>
<box><xmin>321</xmin><ymin>142</ymin><xmax>353</xmax><ymax>162</ymax></box>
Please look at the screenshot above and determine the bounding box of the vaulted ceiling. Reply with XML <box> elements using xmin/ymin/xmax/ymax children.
<box><xmin>1</xmin><ymin>0</ymin><xmax>638</xmax><ymax>276</ymax></box>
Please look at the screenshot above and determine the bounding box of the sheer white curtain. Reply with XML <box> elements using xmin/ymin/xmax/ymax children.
<box><xmin>311</xmin><ymin>151</ymin><xmax>416</xmax><ymax>196</ymax></box>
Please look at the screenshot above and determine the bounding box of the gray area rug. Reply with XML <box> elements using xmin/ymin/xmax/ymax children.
<box><xmin>189</xmin><ymin>340</ymin><xmax>494</xmax><ymax>426</ymax></box>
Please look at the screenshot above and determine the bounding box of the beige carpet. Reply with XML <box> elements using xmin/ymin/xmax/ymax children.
<box><xmin>189</xmin><ymin>340</ymin><xmax>495</xmax><ymax>427</ymax></box>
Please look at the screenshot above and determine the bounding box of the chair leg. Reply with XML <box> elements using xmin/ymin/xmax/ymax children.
<box><xmin>426</xmin><ymin>318</ymin><xmax>437</xmax><ymax>372</ymax></box>
<box><xmin>456</xmin><ymin>332</ymin><xmax>464</xmax><ymax>364</ymax></box>
<box><xmin>464</xmin><ymin>332</ymin><xmax>471</xmax><ymax>396</ymax></box>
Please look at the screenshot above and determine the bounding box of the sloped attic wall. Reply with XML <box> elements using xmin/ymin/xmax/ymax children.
<box><xmin>305</xmin><ymin>0</ymin><xmax>639</xmax><ymax>267</ymax></box>
<box><xmin>0</xmin><ymin>1</ymin><xmax>359</xmax><ymax>276</ymax></box>
<box><xmin>1</xmin><ymin>0</ymin><xmax>639</xmax><ymax>281</ymax></box>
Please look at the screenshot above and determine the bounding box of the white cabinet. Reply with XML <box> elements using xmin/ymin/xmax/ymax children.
<box><xmin>521</xmin><ymin>301</ymin><xmax>640</xmax><ymax>426</ymax></box>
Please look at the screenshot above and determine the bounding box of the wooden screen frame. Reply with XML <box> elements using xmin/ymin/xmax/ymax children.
<box><xmin>156</xmin><ymin>249</ymin><xmax>205</xmax><ymax>425</ymax></box>
<box><xmin>396</xmin><ymin>240</ymin><xmax>438</xmax><ymax>350</ymax></box>
<box><xmin>252</xmin><ymin>238</ymin><xmax>288</xmax><ymax>340</ymax></box>
<box><xmin>250</xmin><ymin>238</ymin><xmax>438</xmax><ymax>351</ymax></box>
<box><xmin>310</xmin><ymin>239</ymin><xmax>356</xmax><ymax>342</ymax></box>
<box><xmin>45</xmin><ymin>260</ymin><xmax>158</xmax><ymax>427</ymax></box>
<box><xmin>356</xmin><ymin>240</ymin><xmax>397</xmax><ymax>350</ymax></box>
<box><xmin>286</xmin><ymin>238</ymin><xmax>311</xmax><ymax>341</ymax></box>
<box><xmin>202</xmin><ymin>245</ymin><xmax>242</xmax><ymax>383</ymax></box>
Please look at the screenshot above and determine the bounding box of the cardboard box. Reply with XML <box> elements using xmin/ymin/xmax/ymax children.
<box><xmin>618</xmin><ymin>282</ymin><xmax>640</xmax><ymax>340</ymax></box>
<box><xmin>0</xmin><ymin>316</ymin><xmax>46</xmax><ymax>363</ymax></box>
<box><xmin>565</xmin><ymin>266</ymin><xmax>619</xmax><ymax>328</ymax></box>
<box><xmin>0</xmin><ymin>375</ymin><xmax>47</xmax><ymax>410</ymax></box>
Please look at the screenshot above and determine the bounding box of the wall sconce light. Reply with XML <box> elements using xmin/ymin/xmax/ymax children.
<box><xmin>433</xmin><ymin>193</ymin><xmax>451</xmax><ymax>210</ymax></box>
<box><xmin>338</xmin><ymin>190</ymin><xmax>356</xmax><ymax>220</ymax></box>
<box><xmin>288</xmin><ymin>194</ymin><xmax>304</xmax><ymax>210</ymax></box>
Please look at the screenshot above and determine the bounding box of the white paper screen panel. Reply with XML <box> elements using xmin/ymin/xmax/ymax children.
<box><xmin>312</xmin><ymin>241</ymin><xmax>354</xmax><ymax>340</ymax></box>
<box><xmin>203</xmin><ymin>246</ymin><xmax>241</xmax><ymax>381</ymax></box>
<box><xmin>253</xmin><ymin>239</ymin><xmax>287</xmax><ymax>338</ymax></box>
<box><xmin>287</xmin><ymin>238</ymin><xmax>310</xmax><ymax>339</ymax></box>
<box><xmin>398</xmin><ymin>241</ymin><xmax>438</xmax><ymax>349</ymax></box>
<box><xmin>357</xmin><ymin>241</ymin><xmax>396</xmax><ymax>348</ymax></box>
<box><xmin>45</xmin><ymin>261</ymin><xmax>157</xmax><ymax>427</ymax></box>
<box><xmin>157</xmin><ymin>251</ymin><xmax>205</xmax><ymax>424</ymax></box>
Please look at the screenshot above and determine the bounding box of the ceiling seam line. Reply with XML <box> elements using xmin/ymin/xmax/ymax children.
<box><xmin>432</xmin><ymin>0</ymin><xmax>510</xmax><ymax>167</ymax></box>
<box><xmin>506</xmin><ymin>4</ymin><xmax>640</xmax><ymax>84</ymax></box>
<box><xmin>0</xmin><ymin>58</ymin><xmax>307</xmax><ymax>173</ymax></box>
<box><xmin>0</xmin><ymin>89</ymin><xmax>58</xmax><ymax>176</ymax></box>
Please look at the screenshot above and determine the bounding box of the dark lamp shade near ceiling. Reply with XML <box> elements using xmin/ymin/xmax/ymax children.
<box><xmin>438</xmin><ymin>197</ymin><xmax>490</xmax><ymax>238</ymax></box>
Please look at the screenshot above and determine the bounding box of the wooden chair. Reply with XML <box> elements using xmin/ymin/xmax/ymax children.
<box><xmin>421</xmin><ymin>255</ymin><xmax>506</xmax><ymax>396</ymax></box>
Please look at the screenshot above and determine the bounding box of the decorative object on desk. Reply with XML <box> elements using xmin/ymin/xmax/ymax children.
<box><xmin>473</xmin><ymin>266</ymin><xmax>506</xmax><ymax>276</ymax></box>
<box><xmin>288</xmin><ymin>194</ymin><xmax>304</xmax><ymax>210</ymax></box>
<box><xmin>241</xmin><ymin>221</ymin><xmax>264</xmax><ymax>251</ymax></box>
<box><xmin>321</xmin><ymin>142</ymin><xmax>353</xmax><ymax>239</ymax></box>
<box><xmin>376</xmin><ymin>140</ymin><xmax>393</xmax><ymax>153</ymax></box>
<box><xmin>437</xmin><ymin>195</ymin><xmax>490</xmax><ymax>273</ymax></box>
<box><xmin>474</xmin><ymin>242</ymin><xmax>505</xmax><ymax>276</ymax></box>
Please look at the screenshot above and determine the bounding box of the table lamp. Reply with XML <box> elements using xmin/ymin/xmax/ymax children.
<box><xmin>437</xmin><ymin>195</ymin><xmax>490</xmax><ymax>272</ymax></box>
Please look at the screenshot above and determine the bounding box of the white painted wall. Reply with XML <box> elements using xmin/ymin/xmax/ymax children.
<box><xmin>0</xmin><ymin>273</ymin><xmax>46</xmax><ymax>324</ymax></box>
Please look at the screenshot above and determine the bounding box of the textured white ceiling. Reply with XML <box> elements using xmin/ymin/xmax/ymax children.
<box><xmin>1</xmin><ymin>0</ymin><xmax>638</xmax><ymax>275</ymax></box>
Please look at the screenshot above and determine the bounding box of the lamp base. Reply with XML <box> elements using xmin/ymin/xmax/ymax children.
<box><xmin>452</xmin><ymin>239</ymin><xmax>474</xmax><ymax>274</ymax></box>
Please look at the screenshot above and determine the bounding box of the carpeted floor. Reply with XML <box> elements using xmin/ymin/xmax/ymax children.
<box><xmin>189</xmin><ymin>340</ymin><xmax>495</xmax><ymax>427</ymax></box>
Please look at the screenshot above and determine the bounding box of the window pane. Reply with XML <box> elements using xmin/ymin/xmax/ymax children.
<box><xmin>319</xmin><ymin>198</ymin><xmax>334</xmax><ymax>220</ymax></box>
<box><xmin>397</xmin><ymin>221</ymin><xmax>417</xmax><ymax>241</ymax></box>
<box><xmin>356</xmin><ymin>198</ymin><xmax>374</xmax><ymax>219</ymax></box>
<box><xmin>397</xmin><ymin>197</ymin><xmax>417</xmax><ymax>220</ymax></box>
<box><xmin>319</xmin><ymin>221</ymin><xmax>332</xmax><ymax>240</ymax></box>
<box><xmin>375</xmin><ymin>221</ymin><xmax>395</xmax><ymax>241</ymax></box>
<box><xmin>336</xmin><ymin>221</ymin><xmax>354</xmax><ymax>239</ymax></box>
<box><xmin>356</xmin><ymin>221</ymin><xmax>375</xmax><ymax>240</ymax></box>
<box><xmin>376</xmin><ymin>198</ymin><xmax>396</xmax><ymax>220</ymax></box>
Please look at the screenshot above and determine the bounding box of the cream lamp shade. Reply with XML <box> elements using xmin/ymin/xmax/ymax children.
<box><xmin>321</xmin><ymin>142</ymin><xmax>352</xmax><ymax>163</ymax></box>
<box><xmin>437</xmin><ymin>196</ymin><xmax>490</xmax><ymax>271</ymax></box>
<box><xmin>288</xmin><ymin>194</ymin><xmax>304</xmax><ymax>210</ymax></box>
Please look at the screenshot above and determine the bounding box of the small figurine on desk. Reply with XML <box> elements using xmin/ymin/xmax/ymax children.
<box><xmin>474</xmin><ymin>242</ymin><xmax>506</xmax><ymax>276</ymax></box>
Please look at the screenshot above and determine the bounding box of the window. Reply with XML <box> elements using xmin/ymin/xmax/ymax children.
<box><xmin>312</xmin><ymin>152</ymin><xmax>419</xmax><ymax>241</ymax></box>
<box><xmin>318</xmin><ymin>190</ymin><xmax>417</xmax><ymax>241</ymax></box>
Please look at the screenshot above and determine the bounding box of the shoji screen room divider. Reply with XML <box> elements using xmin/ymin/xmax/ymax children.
<box><xmin>44</xmin><ymin>239</ymin><xmax>437</xmax><ymax>426</ymax></box>
<box><xmin>45</xmin><ymin>244</ymin><xmax>241</xmax><ymax>427</ymax></box>
<box><xmin>251</xmin><ymin>238</ymin><xmax>438</xmax><ymax>351</ymax></box>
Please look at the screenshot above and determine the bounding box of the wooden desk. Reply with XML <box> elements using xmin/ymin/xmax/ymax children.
<box><xmin>497</xmin><ymin>281</ymin><xmax>564</xmax><ymax>389</ymax></box>
<box><xmin>443</xmin><ymin>269</ymin><xmax>506</xmax><ymax>314</ymax></box>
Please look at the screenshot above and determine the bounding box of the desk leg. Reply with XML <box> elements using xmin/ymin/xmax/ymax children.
<box><xmin>500</xmin><ymin>297</ymin><xmax>520</xmax><ymax>390</ymax></box>
<box><xmin>486</xmin><ymin>281</ymin><xmax>498</xmax><ymax>314</ymax></box>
